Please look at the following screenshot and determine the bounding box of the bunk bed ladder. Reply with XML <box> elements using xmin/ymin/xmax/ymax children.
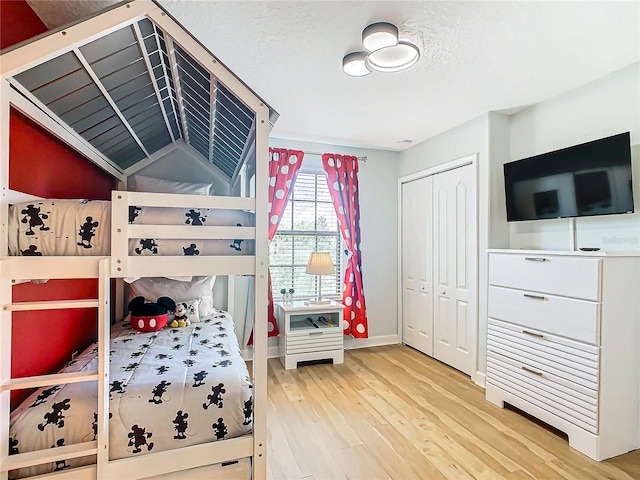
<box><xmin>0</xmin><ymin>258</ymin><xmax>110</xmax><ymax>480</ymax></box>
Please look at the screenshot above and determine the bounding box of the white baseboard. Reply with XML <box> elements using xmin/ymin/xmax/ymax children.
<box><xmin>241</xmin><ymin>334</ymin><xmax>400</xmax><ymax>361</ymax></box>
<box><xmin>344</xmin><ymin>334</ymin><xmax>400</xmax><ymax>350</ymax></box>
<box><xmin>267</xmin><ymin>344</ymin><xmax>279</xmax><ymax>359</ymax></box>
<box><xmin>474</xmin><ymin>370</ymin><xmax>486</xmax><ymax>389</ymax></box>
<box><xmin>240</xmin><ymin>345</ymin><xmax>278</xmax><ymax>361</ymax></box>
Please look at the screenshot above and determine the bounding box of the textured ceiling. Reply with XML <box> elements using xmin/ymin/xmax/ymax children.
<box><xmin>24</xmin><ymin>0</ymin><xmax>640</xmax><ymax>151</ymax></box>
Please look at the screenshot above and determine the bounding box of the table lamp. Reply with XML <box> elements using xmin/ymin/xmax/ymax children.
<box><xmin>305</xmin><ymin>251</ymin><xmax>335</xmax><ymax>304</ymax></box>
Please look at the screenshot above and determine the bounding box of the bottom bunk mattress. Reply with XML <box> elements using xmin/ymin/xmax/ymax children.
<box><xmin>8</xmin><ymin>312</ymin><xmax>253</xmax><ymax>479</ymax></box>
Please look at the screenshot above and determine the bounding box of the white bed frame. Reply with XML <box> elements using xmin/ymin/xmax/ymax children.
<box><xmin>0</xmin><ymin>2</ymin><xmax>270</xmax><ymax>479</ymax></box>
<box><xmin>0</xmin><ymin>191</ymin><xmax>267</xmax><ymax>479</ymax></box>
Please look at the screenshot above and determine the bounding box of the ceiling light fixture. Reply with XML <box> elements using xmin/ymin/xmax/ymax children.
<box><xmin>343</xmin><ymin>21</ymin><xmax>420</xmax><ymax>77</ymax></box>
<box><xmin>362</xmin><ymin>22</ymin><xmax>398</xmax><ymax>52</ymax></box>
<box><xmin>366</xmin><ymin>40</ymin><xmax>420</xmax><ymax>73</ymax></box>
<box><xmin>342</xmin><ymin>51</ymin><xmax>371</xmax><ymax>77</ymax></box>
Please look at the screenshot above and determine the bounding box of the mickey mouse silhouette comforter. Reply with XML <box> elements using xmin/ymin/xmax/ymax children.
<box><xmin>8</xmin><ymin>199</ymin><xmax>255</xmax><ymax>257</ymax></box>
<box><xmin>8</xmin><ymin>312</ymin><xmax>253</xmax><ymax>479</ymax></box>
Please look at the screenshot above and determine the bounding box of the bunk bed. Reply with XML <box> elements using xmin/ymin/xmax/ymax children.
<box><xmin>0</xmin><ymin>1</ymin><xmax>274</xmax><ymax>479</ymax></box>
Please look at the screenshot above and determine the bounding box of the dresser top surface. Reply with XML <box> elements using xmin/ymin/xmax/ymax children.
<box><xmin>487</xmin><ymin>249</ymin><xmax>640</xmax><ymax>258</ymax></box>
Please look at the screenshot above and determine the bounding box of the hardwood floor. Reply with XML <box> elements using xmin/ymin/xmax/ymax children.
<box><xmin>266</xmin><ymin>345</ymin><xmax>640</xmax><ymax>480</ymax></box>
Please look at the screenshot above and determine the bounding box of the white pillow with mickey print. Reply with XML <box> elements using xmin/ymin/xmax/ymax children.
<box><xmin>128</xmin><ymin>276</ymin><xmax>216</xmax><ymax>317</ymax></box>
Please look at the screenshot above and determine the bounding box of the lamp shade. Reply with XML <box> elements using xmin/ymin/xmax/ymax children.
<box><xmin>305</xmin><ymin>252</ymin><xmax>335</xmax><ymax>275</ymax></box>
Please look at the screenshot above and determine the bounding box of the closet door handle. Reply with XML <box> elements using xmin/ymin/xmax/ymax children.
<box><xmin>524</xmin><ymin>257</ymin><xmax>549</xmax><ymax>262</ymax></box>
<box><xmin>523</xmin><ymin>293</ymin><xmax>547</xmax><ymax>301</ymax></box>
<box><xmin>522</xmin><ymin>366</ymin><xmax>544</xmax><ymax>377</ymax></box>
<box><xmin>522</xmin><ymin>330</ymin><xmax>544</xmax><ymax>339</ymax></box>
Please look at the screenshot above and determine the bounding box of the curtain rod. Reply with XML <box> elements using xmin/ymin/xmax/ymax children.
<box><xmin>304</xmin><ymin>151</ymin><xmax>367</xmax><ymax>162</ymax></box>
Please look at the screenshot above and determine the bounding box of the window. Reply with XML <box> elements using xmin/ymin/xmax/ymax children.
<box><xmin>269</xmin><ymin>172</ymin><xmax>342</xmax><ymax>299</ymax></box>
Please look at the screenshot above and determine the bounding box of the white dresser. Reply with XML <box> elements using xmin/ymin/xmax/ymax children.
<box><xmin>486</xmin><ymin>249</ymin><xmax>640</xmax><ymax>461</ymax></box>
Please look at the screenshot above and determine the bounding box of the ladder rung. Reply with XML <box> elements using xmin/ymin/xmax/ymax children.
<box><xmin>3</xmin><ymin>299</ymin><xmax>99</xmax><ymax>312</ymax></box>
<box><xmin>1</xmin><ymin>441</ymin><xmax>97</xmax><ymax>471</ymax></box>
<box><xmin>1</xmin><ymin>371</ymin><xmax>99</xmax><ymax>392</ymax></box>
<box><xmin>25</xmin><ymin>465</ymin><xmax>96</xmax><ymax>480</ymax></box>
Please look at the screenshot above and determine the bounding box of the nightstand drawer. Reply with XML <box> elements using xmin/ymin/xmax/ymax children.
<box><xmin>488</xmin><ymin>286</ymin><xmax>600</xmax><ymax>344</ymax></box>
<box><xmin>288</xmin><ymin>328</ymin><xmax>342</xmax><ymax>340</ymax></box>
<box><xmin>489</xmin><ymin>253</ymin><xmax>601</xmax><ymax>300</ymax></box>
<box><xmin>287</xmin><ymin>331</ymin><xmax>343</xmax><ymax>354</ymax></box>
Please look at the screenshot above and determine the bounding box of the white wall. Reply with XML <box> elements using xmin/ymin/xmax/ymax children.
<box><xmin>488</xmin><ymin>112</ymin><xmax>511</xmax><ymax>250</ymax></box>
<box><xmin>398</xmin><ymin>115</ymin><xmax>488</xmax><ymax>178</ymax></box>
<box><xmin>508</xmin><ymin>63</ymin><xmax>640</xmax><ymax>253</ymax></box>
<box><xmin>270</xmin><ymin>138</ymin><xmax>400</xmax><ymax>347</ymax></box>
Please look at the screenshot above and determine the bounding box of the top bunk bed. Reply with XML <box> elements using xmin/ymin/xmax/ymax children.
<box><xmin>0</xmin><ymin>0</ymin><xmax>277</xmax><ymax>278</ymax></box>
<box><xmin>0</xmin><ymin>1</ymin><xmax>276</xmax><ymax>479</ymax></box>
<box><xmin>6</xmin><ymin>190</ymin><xmax>259</xmax><ymax>279</ymax></box>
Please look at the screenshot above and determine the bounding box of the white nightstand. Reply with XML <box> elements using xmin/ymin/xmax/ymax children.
<box><xmin>276</xmin><ymin>300</ymin><xmax>345</xmax><ymax>370</ymax></box>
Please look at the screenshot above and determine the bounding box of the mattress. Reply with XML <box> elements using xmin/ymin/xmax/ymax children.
<box><xmin>8</xmin><ymin>312</ymin><xmax>253</xmax><ymax>479</ymax></box>
<box><xmin>8</xmin><ymin>199</ymin><xmax>255</xmax><ymax>257</ymax></box>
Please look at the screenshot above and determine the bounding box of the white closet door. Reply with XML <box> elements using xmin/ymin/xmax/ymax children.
<box><xmin>432</xmin><ymin>163</ymin><xmax>476</xmax><ymax>375</ymax></box>
<box><xmin>401</xmin><ymin>176</ymin><xmax>433</xmax><ymax>355</ymax></box>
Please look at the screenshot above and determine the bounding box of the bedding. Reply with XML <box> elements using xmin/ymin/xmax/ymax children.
<box><xmin>8</xmin><ymin>199</ymin><xmax>111</xmax><ymax>256</ymax></box>
<box><xmin>8</xmin><ymin>312</ymin><xmax>253</xmax><ymax>479</ymax></box>
<box><xmin>8</xmin><ymin>200</ymin><xmax>255</xmax><ymax>257</ymax></box>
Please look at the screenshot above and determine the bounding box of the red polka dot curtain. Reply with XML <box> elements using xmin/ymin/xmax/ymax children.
<box><xmin>248</xmin><ymin>148</ymin><xmax>304</xmax><ymax>345</ymax></box>
<box><xmin>322</xmin><ymin>153</ymin><xmax>368</xmax><ymax>338</ymax></box>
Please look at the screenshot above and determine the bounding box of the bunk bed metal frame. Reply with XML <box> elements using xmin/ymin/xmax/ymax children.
<box><xmin>0</xmin><ymin>1</ymin><xmax>271</xmax><ymax>478</ymax></box>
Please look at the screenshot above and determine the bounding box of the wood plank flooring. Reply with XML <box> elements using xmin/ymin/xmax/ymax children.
<box><xmin>266</xmin><ymin>345</ymin><xmax>640</xmax><ymax>480</ymax></box>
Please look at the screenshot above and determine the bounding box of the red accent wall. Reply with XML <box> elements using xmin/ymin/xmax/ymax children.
<box><xmin>9</xmin><ymin>113</ymin><xmax>115</xmax><ymax>408</ymax></box>
<box><xmin>11</xmin><ymin>280</ymin><xmax>99</xmax><ymax>385</ymax></box>
<box><xmin>0</xmin><ymin>0</ymin><xmax>47</xmax><ymax>49</ymax></box>
<box><xmin>9</xmin><ymin>110</ymin><xmax>116</xmax><ymax>199</ymax></box>
<box><xmin>4</xmin><ymin>1</ymin><xmax>118</xmax><ymax>408</ymax></box>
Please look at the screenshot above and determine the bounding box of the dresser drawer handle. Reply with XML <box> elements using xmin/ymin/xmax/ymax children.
<box><xmin>522</xmin><ymin>366</ymin><xmax>544</xmax><ymax>377</ymax></box>
<box><xmin>524</xmin><ymin>257</ymin><xmax>549</xmax><ymax>262</ymax></box>
<box><xmin>523</xmin><ymin>293</ymin><xmax>547</xmax><ymax>301</ymax></box>
<box><xmin>522</xmin><ymin>330</ymin><xmax>544</xmax><ymax>339</ymax></box>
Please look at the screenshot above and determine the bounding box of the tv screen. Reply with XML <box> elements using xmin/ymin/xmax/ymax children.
<box><xmin>504</xmin><ymin>132</ymin><xmax>634</xmax><ymax>221</ymax></box>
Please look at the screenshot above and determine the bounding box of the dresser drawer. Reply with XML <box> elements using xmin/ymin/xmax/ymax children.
<box><xmin>487</xmin><ymin>352</ymin><xmax>598</xmax><ymax>434</ymax></box>
<box><xmin>489</xmin><ymin>253</ymin><xmax>601</xmax><ymax>301</ymax></box>
<box><xmin>488</xmin><ymin>286</ymin><xmax>600</xmax><ymax>344</ymax></box>
<box><xmin>487</xmin><ymin>319</ymin><xmax>599</xmax><ymax>389</ymax></box>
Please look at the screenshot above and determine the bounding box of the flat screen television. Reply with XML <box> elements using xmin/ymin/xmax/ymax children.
<box><xmin>504</xmin><ymin>132</ymin><xmax>634</xmax><ymax>221</ymax></box>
